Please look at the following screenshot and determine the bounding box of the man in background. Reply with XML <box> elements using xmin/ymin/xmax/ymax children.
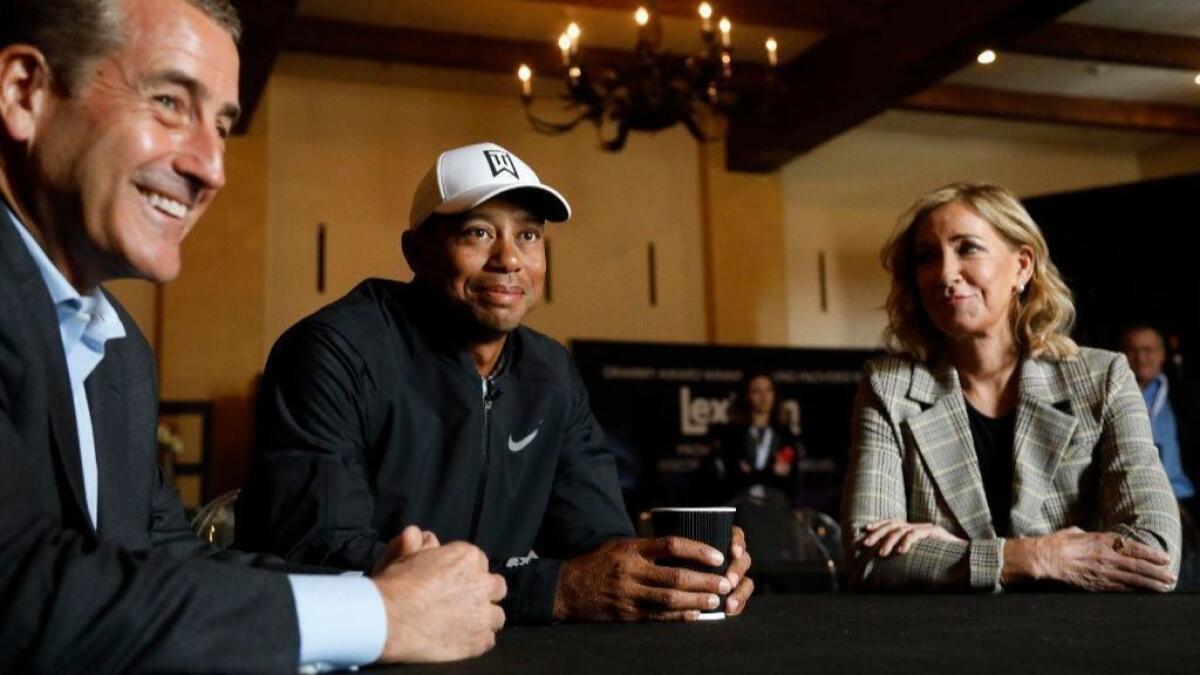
<box><xmin>1122</xmin><ymin>324</ymin><xmax>1198</xmax><ymax>589</ymax></box>
<box><xmin>1121</xmin><ymin>325</ymin><xmax>1196</xmax><ymax>507</ymax></box>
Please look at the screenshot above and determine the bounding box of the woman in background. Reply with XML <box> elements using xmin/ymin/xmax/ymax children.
<box><xmin>841</xmin><ymin>182</ymin><xmax>1180</xmax><ymax>591</ymax></box>
<box><xmin>715</xmin><ymin>372</ymin><xmax>800</xmax><ymax>505</ymax></box>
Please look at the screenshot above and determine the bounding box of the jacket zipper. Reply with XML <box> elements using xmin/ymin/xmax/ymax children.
<box><xmin>468</xmin><ymin>376</ymin><xmax>493</xmax><ymax>540</ymax></box>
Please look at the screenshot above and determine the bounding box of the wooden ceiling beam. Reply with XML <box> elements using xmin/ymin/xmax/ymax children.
<box><xmin>281</xmin><ymin>17</ymin><xmax>766</xmax><ymax>79</ymax></box>
<box><xmin>512</xmin><ymin>0</ymin><xmax>858</xmax><ymax>32</ymax></box>
<box><xmin>724</xmin><ymin>0</ymin><xmax>1087</xmax><ymax>173</ymax></box>
<box><xmin>1008</xmin><ymin>21</ymin><xmax>1200</xmax><ymax>71</ymax></box>
<box><xmin>901</xmin><ymin>84</ymin><xmax>1200</xmax><ymax>135</ymax></box>
<box><xmin>231</xmin><ymin>0</ymin><xmax>301</xmax><ymax>134</ymax></box>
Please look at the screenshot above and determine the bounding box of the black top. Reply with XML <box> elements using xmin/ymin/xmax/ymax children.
<box><xmin>236</xmin><ymin>279</ymin><xmax>635</xmax><ymax>625</ymax></box>
<box><xmin>964</xmin><ymin>398</ymin><xmax>1015</xmax><ymax>537</ymax></box>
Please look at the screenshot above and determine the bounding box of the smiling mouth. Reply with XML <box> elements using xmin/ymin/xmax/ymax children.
<box><xmin>474</xmin><ymin>285</ymin><xmax>525</xmax><ymax>304</ymax></box>
<box><xmin>137</xmin><ymin>187</ymin><xmax>190</xmax><ymax>220</ymax></box>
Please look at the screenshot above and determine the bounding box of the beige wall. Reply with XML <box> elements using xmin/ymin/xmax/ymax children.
<box><xmin>1139</xmin><ymin>139</ymin><xmax>1200</xmax><ymax>180</ymax></box>
<box><xmin>778</xmin><ymin>114</ymin><xmax>1143</xmax><ymax>348</ymax></box>
<box><xmin>699</xmin><ymin>141</ymin><xmax>789</xmax><ymax>345</ymax></box>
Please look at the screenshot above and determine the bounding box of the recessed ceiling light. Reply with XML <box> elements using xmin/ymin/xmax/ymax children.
<box><xmin>977</xmin><ymin>49</ymin><xmax>997</xmax><ymax>65</ymax></box>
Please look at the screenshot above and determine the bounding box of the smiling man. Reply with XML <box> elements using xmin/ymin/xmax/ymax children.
<box><xmin>0</xmin><ymin>2</ymin><xmax>504</xmax><ymax>672</ymax></box>
<box><xmin>237</xmin><ymin>142</ymin><xmax>755</xmax><ymax>625</ymax></box>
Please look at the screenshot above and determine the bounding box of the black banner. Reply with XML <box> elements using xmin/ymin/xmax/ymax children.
<box><xmin>572</xmin><ymin>340</ymin><xmax>878</xmax><ymax>518</ymax></box>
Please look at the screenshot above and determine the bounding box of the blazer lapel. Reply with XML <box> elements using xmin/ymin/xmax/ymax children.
<box><xmin>904</xmin><ymin>360</ymin><xmax>995</xmax><ymax>539</ymax></box>
<box><xmin>88</xmin><ymin>358</ymin><xmax>126</xmax><ymax>541</ymax></box>
<box><xmin>0</xmin><ymin>218</ymin><xmax>93</xmax><ymax>534</ymax></box>
<box><xmin>1010</xmin><ymin>358</ymin><xmax>1077</xmax><ymax>534</ymax></box>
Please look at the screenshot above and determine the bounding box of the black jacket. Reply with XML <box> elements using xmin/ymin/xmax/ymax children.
<box><xmin>236</xmin><ymin>279</ymin><xmax>635</xmax><ymax>623</ymax></box>
<box><xmin>714</xmin><ymin>422</ymin><xmax>801</xmax><ymax>501</ymax></box>
<box><xmin>0</xmin><ymin>213</ymin><xmax>298</xmax><ymax>674</ymax></box>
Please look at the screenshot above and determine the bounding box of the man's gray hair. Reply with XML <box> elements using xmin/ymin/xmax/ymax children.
<box><xmin>0</xmin><ymin>0</ymin><xmax>242</xmax><ymax>94</ymax></box>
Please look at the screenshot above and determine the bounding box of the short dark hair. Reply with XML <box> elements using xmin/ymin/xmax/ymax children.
<box><xmin>0</xmin><ymin>0</ymin><xmax>242</xmax><ymax>94</ymax></box>
<box><xmin>1121</xmin><ymin>323</ymin><xmax>1166</xmax><ymax>347</ymax></box>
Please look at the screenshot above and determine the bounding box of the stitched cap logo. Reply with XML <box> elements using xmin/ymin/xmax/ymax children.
<box><xmin>484</xmin><ymin>150</ymin><xmax>519</xmax><ymax>179</ymax></box>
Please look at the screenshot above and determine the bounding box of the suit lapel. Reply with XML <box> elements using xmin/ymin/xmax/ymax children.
<box><xmin>0</xmin><ymin>219</ymin><xmax>94</xmax><ymax>533</ymax></box>
<box><xmin>904</xmin><ymin>360</ymin><xmax>995</xmax><ymax>538</ymax></box>
<box><xmin>1010</xmin><ymin>358</ymin><xmax>1077</xmax><ymax>534</ymax></box>
<box><xmin>88</xmin><ymin>356</ymin><xmax>126</xmax><ymax>540</ymax></box>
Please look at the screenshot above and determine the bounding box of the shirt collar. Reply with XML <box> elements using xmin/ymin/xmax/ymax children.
<box><xmin>1146</xmin><ymin>372</ymin><xmax>1169</xmax><ymax>419</ymax></box>
<box><xmin>3</xmin><ymin>202</ymin><xmax>126</xmax><ymax>346</ymax></box>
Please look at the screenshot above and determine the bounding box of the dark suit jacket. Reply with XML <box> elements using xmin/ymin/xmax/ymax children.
<box><xmin>0</xmin><ymin>215</ymin><xmax>299</xmax><ymax>674</ymax></box>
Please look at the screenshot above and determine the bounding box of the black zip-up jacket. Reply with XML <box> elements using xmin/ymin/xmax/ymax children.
<box><xmin>235</xmin><ymin>279</ymin><xmax>635</xmax><ymax>624</ymax></box>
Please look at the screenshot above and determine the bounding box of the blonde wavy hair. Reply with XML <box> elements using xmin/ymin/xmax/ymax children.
<box><xmin>880</xmin><ymin>182</ymin><xmax>1078</xmax><ymax>363</ymax></box>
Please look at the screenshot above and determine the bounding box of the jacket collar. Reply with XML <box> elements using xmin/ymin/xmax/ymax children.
<box><xmin>904</xmin><ymin>354</ymin><xmax>1077</xmax><ymax>537</ymax></box>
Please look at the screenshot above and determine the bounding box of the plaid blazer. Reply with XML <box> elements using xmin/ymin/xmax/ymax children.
<box><xmin>842</xmin><ymin>347</ymin><xmax>1181</xmax><ymax>591</ymax></box>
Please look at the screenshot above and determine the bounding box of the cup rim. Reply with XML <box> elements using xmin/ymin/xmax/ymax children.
<box><xmin>649</xmin><ymin>507</ymin><xmax>737</xmax><ymax>513</ymax></box>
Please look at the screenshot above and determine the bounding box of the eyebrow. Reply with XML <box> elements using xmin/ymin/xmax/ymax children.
<box><xmin>145</xmin><ymin>68</ymin><xmax>242</xmax><ymax>126</ymax></box>
<box><xmin>916</xmin><ymin>233</ymin><xmax>984</xmax><ymax>245</ymax></box>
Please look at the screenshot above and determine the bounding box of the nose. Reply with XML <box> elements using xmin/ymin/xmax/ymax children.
<box><xmin>175</xmin><ymin>122</ymin><xmax>226</xmax><ymax>195</ymax></box>
<box><xmin>488</xmin><ymin>232</ymin><xmax>521</xmax><ymax>272</ymax></box>
<box><xmin>936</xmin><ymin>251</ymin><xmax>961</xmax><ymax>288</ymax></box>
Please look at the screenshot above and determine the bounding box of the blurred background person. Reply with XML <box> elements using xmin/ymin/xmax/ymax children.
<box><xmin>1120</xmin><ymin>325</ymin><xmax>1196</xmax><ymax>507</ymax></box>
<box><xmin>712</xmin><ymin>372</ymin><xmax>801</xmax><ymax>506</ymax></box>
<box><xmin>842</xmin><ymin>181</ymin><xmax>1181</xmax><ymax>592</ymax></box>
<box><xmin>1121</xmin><ymin>323</ymin><xmax>1198</xmax><ymax>589</ymax></box>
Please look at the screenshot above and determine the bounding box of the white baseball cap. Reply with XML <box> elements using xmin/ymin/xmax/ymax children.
<box><xmin>408</xmin><ymin>142</ymin><xmax>572</xmax><ymax>230</ymax></box>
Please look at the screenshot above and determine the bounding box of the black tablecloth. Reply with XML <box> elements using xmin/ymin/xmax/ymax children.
<box><xmin>374</xmin><ymin>593</ymin><xmax>1200</xmax><ymax>674</ymax></box>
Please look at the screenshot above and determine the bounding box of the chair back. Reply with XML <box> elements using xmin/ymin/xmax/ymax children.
<box><xmin>191</xmin><ymin>488</ymin><xmax>240</xmax><ymax>550</ymax></box>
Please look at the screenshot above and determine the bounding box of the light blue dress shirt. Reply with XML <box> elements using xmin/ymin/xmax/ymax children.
<box><xmin>6</xmin><ymin>205</ymin><xmax>386</xmax><ymax>671</ymax></box>
<box><xmin>1142</xmin><ymin>374</ymin><xmax>1196</xmax><ymax>500</ymax></box>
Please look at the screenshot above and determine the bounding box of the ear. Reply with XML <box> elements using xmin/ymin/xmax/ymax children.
<box><xmin>1015</xmin><ymin>245</ymin><xmax>1035</xmax><ymax>289</ymax></box>
<box><xmin>0</xmin><ymin>45</ymin><xmax>55</xmax><ymax>145</ymax></box>
<box><xmin>400</xmin><ymin>229</ymin><xmax>424</xmax><ymax>276</ymax></box>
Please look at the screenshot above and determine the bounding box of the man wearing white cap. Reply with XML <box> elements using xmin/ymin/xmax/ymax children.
<box><xmin>237</xmin><ymin>142</ymin><xmax>753</xmax><ymax>624</ymax></box>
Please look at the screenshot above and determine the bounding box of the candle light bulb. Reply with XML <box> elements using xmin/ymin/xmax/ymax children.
<box><xmin>977</xmin><ymin>49</ymin><xmax>997</xmax><ymax>65</ymax></box>
<box><xmin>566</xmin><ymin>23</ymin><xmax>581</xmax><ymax>41</ymax></box>
<box><xmin>558</xmin><ymin>33</ymin><xmax>573</xmax><ymax>65</ymax></box>
<box><xmin>719</xmin><ymin>16</ymin><xmax>731</xmax><ymax>47</ymax></box>
<box><xmin>517</xmin><ymin>64</ymin><xmax>532</xmax><ymax>97</ymax></box>
<box><xmin>699</xmin><ymin>2</ymin><xmax>713</xmax><ymax>33</ymax></box>
<box><xmin>765</xmin><ymin>37</ymin><xmax>778</xmax><ymax>67</ymax></box>
<box><xmin>635</xmin><ymin>7</ymin><xmax>650</xmax><ymax>27</ymax></box>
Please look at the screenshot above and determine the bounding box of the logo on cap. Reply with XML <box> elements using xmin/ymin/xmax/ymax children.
<box><xmin>484</xmin><ymin>150</ymin><xmax>519</xmax><ymax>179</ymax></box>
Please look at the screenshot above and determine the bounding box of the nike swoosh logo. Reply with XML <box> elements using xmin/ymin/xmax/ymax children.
<box><xmin>508</xmin><ymin>428</ymin><xmax>539</xmax><ymax>453</ymax></box>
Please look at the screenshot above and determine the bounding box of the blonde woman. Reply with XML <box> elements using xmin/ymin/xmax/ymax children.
<box><xmin>842</xmin><ymin>182</ymin><xmax>1181</xmax><ymax>592</ymax></box>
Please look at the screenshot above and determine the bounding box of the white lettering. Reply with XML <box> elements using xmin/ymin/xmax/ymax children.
<box><xmin>679</xmin><ymin>386</ymin><xmax>736</xmax><ymax>436</ymax></box>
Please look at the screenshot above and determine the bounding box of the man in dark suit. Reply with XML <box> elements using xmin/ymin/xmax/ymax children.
<box><xmin>0</xmin><ymin>1</ymin><xmax>504</xmax><ymax>672</ymax></box>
